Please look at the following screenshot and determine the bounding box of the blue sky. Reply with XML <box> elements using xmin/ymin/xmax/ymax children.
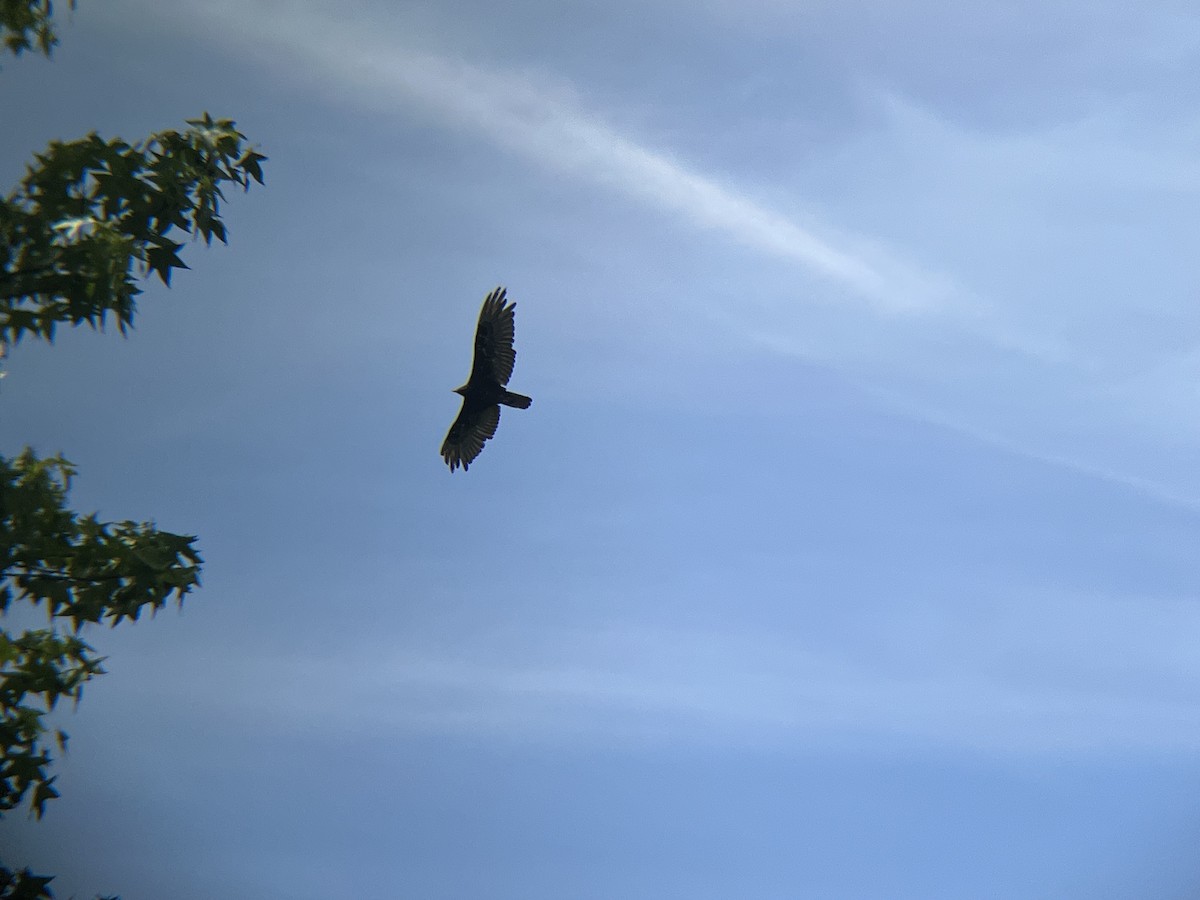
<box><xmin>3</xmin><ymin>0</ymin><xmax>1200</xmax><ymax>896</ymax></box>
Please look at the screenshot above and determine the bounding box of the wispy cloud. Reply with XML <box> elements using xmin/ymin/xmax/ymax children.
<box><xmin>131</xmin><ymin>0</ymin><xmax>1200</xmax><ymax>509</ymax></box>
<box><xmin>155</xmin><ymin>0</ymin><xmax>962</xmax><ymax>317</ymax></box>
<box><xmin>858</xmin><ymin>383</ymin><xmax>1200</xmax><ymax>513</ymax></box>
<box><xmin>146</xmin><ymin>600</ymin><xmax>1200</xmax><ymax>755</ymax></box>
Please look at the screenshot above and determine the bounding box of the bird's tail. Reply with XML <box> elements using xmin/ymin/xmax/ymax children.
<box><xmin>502</xmin><ymin>391</ymin><xmax>532</xmax><ymax>409</ymax></box>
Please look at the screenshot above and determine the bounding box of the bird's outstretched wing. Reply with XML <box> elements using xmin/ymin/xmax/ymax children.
<box><xmin>441</xmin><ymin>402</ymin><xmax>501</xmax><ymax>472</ymax></box>
<box><xmin>469</xmin><ymin>287</ymin><xmax>517</xmax><ymax>387</ymax></box>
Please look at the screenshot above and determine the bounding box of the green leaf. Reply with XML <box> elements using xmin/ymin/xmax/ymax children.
<box><xmin>30</xmin><ymin>776</ymin><xmax>59</xmax><ymax>819</ymax></box>
<box><xmin>143</xmin><ymin>241</ymin><xmax>188</xmax><ymax>286</ymax></box>
<box><xmin>0</xmin><ymin>866</ymin><xmax>56</xmax><ymax>899</ymax></box>
<box><xmin>0</xmin><ymin>449</ymin><xmax>203</xmax><ymax>816</ymax></box>
<box><xmin>2</xmin><ymin>114</ymin><xmax>264</xmax><ymax>343</ymax></box>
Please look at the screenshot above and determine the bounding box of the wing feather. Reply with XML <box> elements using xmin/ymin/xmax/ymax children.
<box><xmin>441</xmin><ymin>402</ymin><xmax>501</xmax><ymax>472</ymax></box>
<box><xmin>468</xmin><ymin>286</ymin><xmax>518</xmax><ymax>387</ymax></box>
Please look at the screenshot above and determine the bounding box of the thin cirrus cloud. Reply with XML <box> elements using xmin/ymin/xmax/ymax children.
<box><xmin>155</xmin><ymin>0</ymin><xmax>966</xmax><ymax>319</ymax></box>
<box><xmin>156</xmin><ymin>614</ymin><xmax>1200</xmax><ymax>755</ymax></box>
<box><xmin>128</xmin><ymin>0</ymin><xmax>1199</xmax><ymax>508</ymax></box>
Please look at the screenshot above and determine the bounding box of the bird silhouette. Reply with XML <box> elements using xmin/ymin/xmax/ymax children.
<box><xmin>441</xmin><ymin>287</ymin><xmax>531</xmax><ymax>472</ymax></box>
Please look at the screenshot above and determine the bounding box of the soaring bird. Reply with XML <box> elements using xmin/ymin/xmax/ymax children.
<box><xmin>441</xmin><ymin>287</ymin><xmax>532</xmax><ymax>472</ymax></box>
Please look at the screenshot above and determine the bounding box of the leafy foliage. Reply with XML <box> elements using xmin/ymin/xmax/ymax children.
<box><xmin>0</xmin><ymin>113</ymin><xmax>266</xmax><ymax>344</ymax></box>
<box><xmin>0</xmin><ymin>865</ymin><xmax>53</xmax><ymax>900</ymax></box>
<box><xmin>2</xmin><ymin>6</ymin><xmax>257</xmax><ymax>898</ymax></box>
<box><xmin>0</xmin><ymin>0</ymin><xmax>75</xmax><ymax>58</ymax></box>
<box><xmin>0</xmin><ymin>864</ymin><xmax>116</xmax><ymax>900</ymax></box>
<box><xmin>0</xmin><ymin>450</ymin><xmax>202</xmax><ymax>819</ymax></box>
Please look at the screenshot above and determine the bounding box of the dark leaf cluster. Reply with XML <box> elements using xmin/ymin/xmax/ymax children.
<box><xmin>2</xmin><ymin>8</ymin><xmax>236</xmax><ymax>896</ymax></box>
<box><xmin>0</xmin><ymin>863</ymin><xmax>116</xmax><ymax>900</ymax></box>
<box><xmin>0</xmin><ymin>0</ymin><xmax>75</xmax><ymax>58</ymax></box>
<box><xmin>0</xmin><ymin>449</ymin><xmax>201</xmax><ymax>817</ymax></box>
<box><xmin>0</xmin><ymin>113</ymin><xmax>266</xmax><ymax>344</ymax></box>
<box><xmin>0</xmin><ymin>865</ymin><xmax>53</xmax><ymax>900</ymax></box>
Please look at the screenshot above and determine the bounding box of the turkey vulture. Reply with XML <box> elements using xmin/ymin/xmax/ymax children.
<box><xmin>441</xmin><ymin>286</ymin><xmax>532</xmax><ymax>472</ymax></box>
